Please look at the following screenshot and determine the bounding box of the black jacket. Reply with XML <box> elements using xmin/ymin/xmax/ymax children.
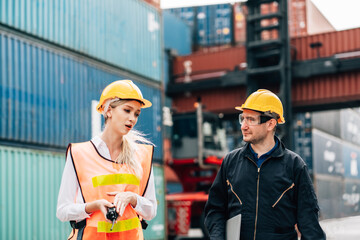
<box><xmin>204</xmin><ymin>137</ymin><xmax>326</xmax><ymax>240</ymax></box>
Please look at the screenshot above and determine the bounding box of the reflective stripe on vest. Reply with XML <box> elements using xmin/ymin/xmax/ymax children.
<box><xmin>70</xmin><ymin>141</ymin><xmax>153</xmax><ymax>240</ymax></box>
<box><xmin>97</xmin><ymin>217</ymin><xmax>140</xmax><ymax>233</ymax></box>
<box><xmin>92</xmin><ymin>173</ymin><xmax>140</xmax><ymax>187</ymax></box>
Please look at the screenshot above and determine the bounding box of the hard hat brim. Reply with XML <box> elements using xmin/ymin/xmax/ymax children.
<box><xmin>96</xmin><ymin>97</ymin><xmax>152</xmax><ymax>113</ymax></box>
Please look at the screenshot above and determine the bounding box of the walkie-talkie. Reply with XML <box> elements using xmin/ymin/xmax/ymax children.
<box><xmin>106</xmin><ymin>207</ymin><xmax>119</xmax><ymax>231</ymax></box>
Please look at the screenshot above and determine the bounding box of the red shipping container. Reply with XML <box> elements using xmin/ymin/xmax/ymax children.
<box><xmin>143</xmin><ymin>0</ymin><xmax>160</xmax><ymax>8</ymax></box>
<box><xmin>167</xmin><ymin>201</ymin><xmax>192</xmax><ymax>236</ymax></box>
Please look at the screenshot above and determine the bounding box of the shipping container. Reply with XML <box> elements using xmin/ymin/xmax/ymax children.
<box><xmin>0</xmin><ymin>145</ymin><xmax>71</xmax><ymax>240</ymax></box>
<box><xmin>343</xmin><ymin>179</ymin><xmax>360</xmax><ymax>216</ymax></box>
<box><xmin>342</xmin><ymin>143</ymin><xmax>360</xmax><ymax>179</ymax></box>
<box><xmin>293</xmin><ymin>112</ymin><xmax>313</xmax><ymax>171</ymax></box>
<box><xmin>315</xmin><ymin>176</ymin><xmax>343</xmax><ymax>219</ymax></box>
<box><xmin>0</xmin><ymin>145</ymin><xmax>166</xmax><ymax>240</ymax></box>
<box><xmin>341</xmin><ymin>109</ymin><xmax>360</xmax><ymax>147</ymax></box>
<box><xmin>291</xmin><ymin>28</ymin><xmax>360</xmax><ymax>61</ymax></box>
<box><xmin>172</xmin><ymin>46</ymin><xmax>246</xmax><ymax>78</ymax></box>
<box><xmin>288</xmin><ymin>0</ymin><xmax>308</xmax><ymax>37</ymax></box>
<box><xmin>312</xmin><ymin>110</ymin><xmax>341</xmax><ymax>138</ymax></box>
<box><xmin>167</xmin><ymin>4</ymin><xmax>235</xmax><ymax>47</ymax></box>
<box><xmin>312</xmin><ymin>129</ymin><xmax>344</xmax><ymax>176</ymax></box>
<box><xmin>172</xmin><ymin>87</ymin><xmax>247</xmax><ymax>114</ymax></box>
<box><xmin>0</xmin><ymin>0</ymin><xmax>162</xmax><ymax>81</ymax></box>
<box><xmin>143</xmin><ymin>0</ymin><xmax>160</xmax><ymax>9</ymax></box>
<box><xmin>196</xmin><ymin>4</ymin><xmax>233</xmax><ymax>46</ymax></box>
<box><xmin>143</xmin><ymin>164</ymin><xmax>166</xmax><ymax>240</ymax></box>
<box><xmin>292</xmin><ymin>71</ymin><xmax>360</xmax><ymax>109</ymax></box>
<box><xmin>233</xmin><ymin>2</ymin><xmax>246</xmax><ymax>44</ymax></box>
<box><xmin>0</xmin><ymin>30</ymin><xmax>163</xmax><ymax>160</ymax></box>
<box><xmin>163</xmin><ymin>11</ymin><xmax>192</xmax><ymax>56</ymax></box>
<box><xmin>292</xmin><ymin>110</ymin><xmax>360</xmax><ymax>220</ymax></box>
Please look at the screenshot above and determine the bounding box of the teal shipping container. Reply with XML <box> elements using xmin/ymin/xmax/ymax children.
<box><xmin>0</xmin><ymin>29</ymin><xmax>163</xmax><ymax>161</ymax></box>
<box><xmin>143</xmin><ymin>164</ymin><xmax>166</xmax><ymax>240</ymax></box>
<box><xmin>0</xmin><ymin>146</ymin><xmax>166</xmax><ymax>240</ymax></box>
<box><xmin>0</xmin><ymin>145</ymin><xmax>71</xmax><ymax>239</ymax></box>
<box><xmin>0</xmin><ymin>0</ymin><xmax>162</xmax><ymax>81</ymax></box>
<box><xmin>163</xmin><ymin>11</ymin><xmax>192</xmax><ymax>56</ymax></box>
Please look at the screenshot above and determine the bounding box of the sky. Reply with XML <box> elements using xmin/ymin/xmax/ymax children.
<box><xmin>161</xmin><ymin>0</ymin><xmax>360</xmax><ymax>31</ymax></box>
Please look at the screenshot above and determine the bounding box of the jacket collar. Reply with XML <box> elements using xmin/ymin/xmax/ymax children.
<box><xmin>243</xmin><ymin>135</ymin><xmax>285</xmax><ymax>159</ymax></box>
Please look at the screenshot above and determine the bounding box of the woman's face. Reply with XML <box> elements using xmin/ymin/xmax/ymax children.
<box><xmin>108</xmin><ymin>100</ymin><xmax>142</xmax><ymax>136</ymax></box>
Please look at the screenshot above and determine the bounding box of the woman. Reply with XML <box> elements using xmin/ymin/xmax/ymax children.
<box><xmin>57</xmin><ymin>80</ymin><xmax>157</xmax><ymax>239</ymax></box>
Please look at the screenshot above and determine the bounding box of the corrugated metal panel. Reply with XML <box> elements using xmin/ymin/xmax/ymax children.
<box><xmin>0</xmin><ymin>145</ymin><xmax>71</xmax><ymax>240</ymax></box>
<box><xmin>233</xmin><ymin>3</ymin><xmax>246</xmax><ymax>44</ymax></box>
<box><xmin>312</xmin><ymin>129</ymin><xmax>344</xmax><ymax>176</ymax></box>
<box><xmin>341</xmin><ymin>109</ymin><xmax>360</xmax><ymax>146</ymax></box>
<box><xmin>143</xmin><ymin>164</ymin><xmax>166</xmax><ymax>239</ymax></box>
<box><xmin>196</xmin><ymin>4</ymin><xmax>232</xmax><ymax>46</ymax></box>
<box><xmin>343</xmin><ymin>143</ymin><xmax>360</xmax><ymax>179</ymax></box>
<box><xmin>293</xmin><ymin>112</ymin><xmax>313</xmax><ymax>171</ymax></box>
<box><xmin>172</xmin><ymin>46</ymin><xmax>246</xmax><ymax>77</ymax></box>
<box><xmin>343</xmin><ymin>179</ymin><xmax>360</xmax><ymax>216</ymax></box>
<box><xmin>167</xmin><ymin>7</ymin><xmax>196</xmax><ymax>27</ymax></box>
<box><xmin>143</xmin><ymin>0</ymin><xmax>160</xmax><ymax>9</ymax></box>
<box><xmin>312</xmin><ymin>110</ymin><xmax>341</xmax><ymax>138</ymax></box>
<box><xmin>291</xmin><ymin>28</ymin><xmax>360</xmax><ymax>60</ymax></box>
<box><xmin>288</xmin><ymin>0</ymin><xmax>308</xmax><ymax>37</ymax></box>
<box><xmin>167</xmin><ymin>4</ymin><xmax>233</xmax><ymax>47</ymax></box>
<box><xmin>163</xmin><ymin>11</ymin><xmax>192</xmax><ymax>56</ymax></box>
<box><xmin>0</xmin><ymin>0</ymin><xmax>161</xmax><ymax>81</ymax></box>
<box><xmin>172</xmin><ymin>87</ymin><xmax>247</xmax><ymax>113</ymax></box>
<box><xmin>0</xmin><ymin>31</ymin><xmax>163</xmax><ymax>160</ymax></box>
<box><xmin>292</xmin><ymin>71</ymin><xmax>360</xmax><ymax>108</ymax></box>
<box><xmin>315</xmin><ymin>176</ymin><xmax>343</xmax><ymax>219</ymax></box>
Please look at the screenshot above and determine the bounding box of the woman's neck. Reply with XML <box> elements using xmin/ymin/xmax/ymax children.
<box><xmin>101</xmin><ymin>127</ymin><xmax>123</xmax><ymax>158</ymax></box>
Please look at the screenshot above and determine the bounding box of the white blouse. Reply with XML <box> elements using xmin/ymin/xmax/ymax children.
<box><xmin>56</xmin><ymin>136</ymin><xmax>157</xmax><ymax>222</ymax></box>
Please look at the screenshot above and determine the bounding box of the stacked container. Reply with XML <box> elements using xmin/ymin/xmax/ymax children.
<box><xmin>166</xmin><ymin>4</ymin><xmax>239</xmax><ymax>49</ymax></box>
<box><xmin>293</xmin><ymin>108</ymin><xmax>360</xmax><ymax>220</ymax></box>
<box><xmin>0</xmin><ymin>0</ymin><xmax>165</xmax><ymax>239</ymax></box>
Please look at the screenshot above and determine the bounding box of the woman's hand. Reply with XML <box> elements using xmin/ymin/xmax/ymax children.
<box><xmin>107</xmin><ymin>192</ymin><xmax>138</xmax><ymax>216</ymax></box>
<box><xmin>85</xmin><ymin>199</ymin><xmax>114</xmax><ymax>221</ymax></box>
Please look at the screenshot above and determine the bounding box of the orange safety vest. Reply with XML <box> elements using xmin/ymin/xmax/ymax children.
<box><xmin>68</xmin><ymin>141</ymin><xmax>153</xmax><ymax>240</ymax></box>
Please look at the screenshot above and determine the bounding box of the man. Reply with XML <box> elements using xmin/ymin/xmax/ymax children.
<box><xmin>204</xmin><ymin>89</ymin><xmax>326</xmax><ymax>240</ymax></box>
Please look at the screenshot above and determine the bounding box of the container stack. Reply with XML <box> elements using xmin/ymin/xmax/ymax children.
<box><xmin>164</xmin><ymin>0</ymin><xmax>333</xmax><ymax>54</ymax></box>
<box><xmin>0</xmin><ymin>0</ymin><xmax>165</xmax><ymax>239</ymax></box>
<box><xmin>294</xmin><ymin>109</ymin><xmax>360</xmax><ymax>220</ymax></box>
<box><xmin>165</xmin><ymin>3</ymin><xmax>246</xmax><ymax>51</ymax></box>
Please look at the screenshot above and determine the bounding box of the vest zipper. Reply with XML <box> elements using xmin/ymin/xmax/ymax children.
<box><xmin>226</xmin><ymin>179</ymin><xmax>242</xmax><ymax>205</ymax></box>
<box><xmin>272</xmin><ymin>183</ymin><xmax>295</xmax><ymax>208</ymax></box>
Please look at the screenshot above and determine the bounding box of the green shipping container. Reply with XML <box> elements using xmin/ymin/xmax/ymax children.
<box><xmin>0</xmin><ymin>145</ymin><xmax>165</xmax><ymax>239</ymax></box>
<box><xmin>143</xmin><ymin>164</ymin><xmax>166</xmax><ymax>240</ymax></box>
<box><xmin>0</xmin><ymin>145</ymin><xmax>71</xmax><ymax>239</ymax></box>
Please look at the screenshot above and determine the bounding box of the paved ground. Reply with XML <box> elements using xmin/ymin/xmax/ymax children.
<box><xmin>320</xmin><ymin>215</ymin><xmax>360</xmax><ymax>240</ymax></box>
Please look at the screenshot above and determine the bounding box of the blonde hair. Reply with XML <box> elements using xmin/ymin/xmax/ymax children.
<box><xmin>102</xmin><ymin>98</ymin><xmax>152</xmax><ymax>178</ymax></box>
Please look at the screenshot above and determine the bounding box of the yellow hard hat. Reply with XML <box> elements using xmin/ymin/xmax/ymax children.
<box><xmin>235</xmin><ymin>89</ymin><xmax>285</xmax><ymax>124</ymax></box>
<box><xmin>96</xmin><ymin>80</ymin><xmax>152</xmax><ymax>113</ymax></box>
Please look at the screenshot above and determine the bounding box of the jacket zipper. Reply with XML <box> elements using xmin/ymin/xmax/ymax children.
<box><xmin>254</xmin><ymin>167</ymin><xmax>260</xmax><ymax>240</ymax></box>
<box><xmin>226</xmin><ymin>179</ymin><xmax>242</xmax><ymax>205</ymax></box>
<box><xmin>247</xmin><ymin>156</ymin><xmax>271</xmax><ymax>240</ymax></box>
<box><xmin>272</xmin><ymin>183</ymin><xmax>295</xmax><ymax>208</ymax></box>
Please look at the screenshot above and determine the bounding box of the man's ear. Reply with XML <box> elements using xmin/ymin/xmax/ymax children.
<box><xmin>267</xmin><ymin>119</ymin><xmax>277</xmax><ymax>131</ymax></box>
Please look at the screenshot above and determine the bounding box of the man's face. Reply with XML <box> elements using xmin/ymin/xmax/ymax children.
<box><xmin>240</xmin><ymin>109</ymin><xmax>269</xmax><ymax>145</ymax></box>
